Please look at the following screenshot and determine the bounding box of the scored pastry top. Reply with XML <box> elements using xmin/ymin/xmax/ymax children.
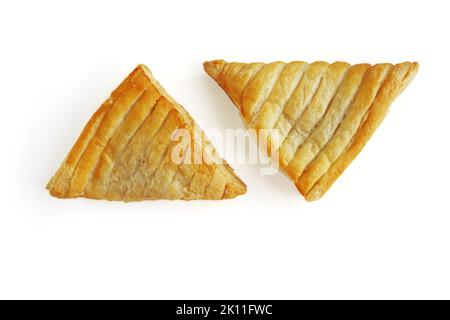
<box><xmin>47</xmin><ymin>64</ymin><xmax>246</xmax><ymax>201</ymax></box>
<box><xmin>204</xmin><ymin>59</ymin><xmax>418</xmax><ymax>201</ymax></box>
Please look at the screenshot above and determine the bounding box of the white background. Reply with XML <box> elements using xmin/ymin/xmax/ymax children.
<box><xmin>0</xmin><ymin>0</ymin><xmax>449</xmax><ymax>299</ymax></box>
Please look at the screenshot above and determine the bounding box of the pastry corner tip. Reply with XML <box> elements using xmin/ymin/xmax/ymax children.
<box><xmin>411</xmin><ymin>61</ymin><xmax>420</xmax><ymax>73</ymax></box>
<box><xmin>137</xmin><ymin>63</ymin><xmax>149</xmax><ymax>70</ymax></box>
<box><xmin>47</xmin><ymin>187</ymin><xmax>63</xmax><ymax>199</ymax></box>
<box><xmin>239</xmin><ymin>182</ymin><xmax>248</xmax><ymax>195</ymax></box>
<box><xmin>137</xmin><ymin>63</ymin><xmax>152</xmax><ymax>76</ymax></box>
<box><xmin>297</xmin><ymin>182</ymin><xmax>322</xmax><ymax>202</ymax></box>
<box><xmin>222</xmin><ymin>179</ymin><xmax>247</xmax><ymax>199</ymax></box>
<box><xmin>203</xmin><ymin>60</ymin><xmax>225</xmax><ymax>79</ymax></box>
<box><xmin>46</xmin><ymin>177</ymin><xmax>53</xmax><ymax>191</ymax></box>
<box><xmin>304</xmin><ymin>190</ymin><xmax>322</xmax><ymax>202</ymax></box>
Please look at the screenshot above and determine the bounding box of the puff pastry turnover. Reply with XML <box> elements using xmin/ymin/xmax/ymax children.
<box><xmin>204</xmin><ymin>59</ymin><xmax>418</xmax><ymax>201</ymax></box>
<box><xmin>47</xmin><ymin>64</ymin><xmax>246</xmax><ymax>201</ymax></box>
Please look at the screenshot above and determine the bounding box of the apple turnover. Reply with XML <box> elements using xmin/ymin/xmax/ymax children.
<box><xmin>47</xmin><ymin>64</ymin><xmax>246</xmax><ymax>201</ymax></box>
<box><xmin>204</xmin><ymin>59</ymin><xmax>418</xmax><ymax>201</ymax></box>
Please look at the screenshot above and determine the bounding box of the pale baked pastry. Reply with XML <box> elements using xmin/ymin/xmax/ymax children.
<box><xmin>47</xmin><ymin>64</ymin><xmax>246</xmax><ymax>201</ymax></box>
<box><xmin>204</xmin><ymin>59</ymin><xmax>418</xmax><ymax>201</ymax></box>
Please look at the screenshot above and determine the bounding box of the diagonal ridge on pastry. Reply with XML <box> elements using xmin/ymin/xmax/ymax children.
<box><xmin>47</xmin><ymin>64</ymin><xmax>246</xmax><ymax>201</ymax></box>
<box><xmin>204</xmin><ymin>59</ymin><xmax>418</xmax><ymax>201</ymax></box>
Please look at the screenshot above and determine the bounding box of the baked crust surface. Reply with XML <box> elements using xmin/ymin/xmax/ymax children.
<box><xmin>204</xmin><ymin>59</ymin><xmax>418</xmax><ymax>201</ymax></box>
<box><xmin>47</xmin><ymin>65</ymin><xmax>247</xmax><ymax>201</ymax></box>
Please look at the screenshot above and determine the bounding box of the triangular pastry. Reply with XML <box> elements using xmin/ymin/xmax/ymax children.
<box><xmin>47</xmin><ymin>64</ymin><xmax>246</xmax><ymax>201</ymax></box>
<box><xmin>204</xmin><ymin>59</ymin><xmax>418</xmax><ymax>201</ymax></box>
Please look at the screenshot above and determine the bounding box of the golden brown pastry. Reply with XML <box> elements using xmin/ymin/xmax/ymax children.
<box><xmin>204</xmin><ymin>59</ymin><xmax>418</xmax><ymax>201</ymax></box>
<box><xmin>47</xmin><ymin>64</ymin><xmax>246</xmax><ymax>201</ymax></box>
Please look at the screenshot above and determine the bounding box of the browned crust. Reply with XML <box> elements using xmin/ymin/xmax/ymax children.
<box><xmin>47</xmin><ymin>64</ymin><xmax>247</xmax><ymax>201</ymax></box>
<box><xmin>204</xmin><ymin>59</ymin><xmax>419</xmax><ymax>201</ymax></box>
<box><xmin>303</xmin><ymin>62</ymin><xmax>419</xmax><ymax>201</ymax></box>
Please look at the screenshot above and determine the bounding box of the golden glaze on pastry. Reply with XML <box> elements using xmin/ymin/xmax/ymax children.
<box><xmin>47</xmin><ymin>64</ymin><xmax>246</xmax><ymax>201</ymax></box>
<box><xmin>204</xmin><ymin>60</ymin><xmax>418</xmax><ymax>201</ymax></box>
